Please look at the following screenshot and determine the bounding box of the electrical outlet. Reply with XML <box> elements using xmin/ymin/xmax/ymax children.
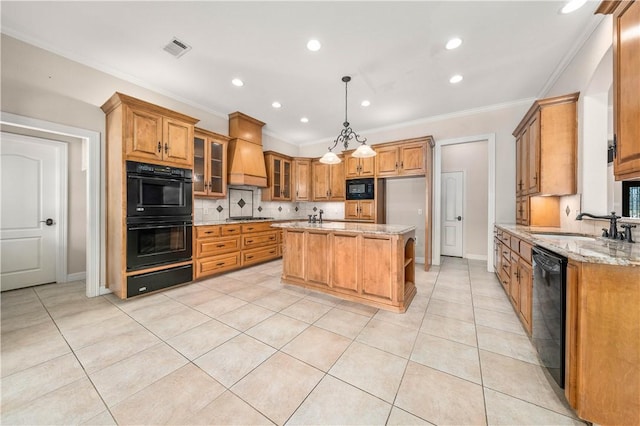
<box><xmin>418</xmin><ymin>209</ymin><xmax>423</xmax><ymax>215</ymax></box>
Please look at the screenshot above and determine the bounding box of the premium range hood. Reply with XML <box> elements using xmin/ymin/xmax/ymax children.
<box><xmin>227</xmin><ymin>112</ymin><xmax>267</xmax><ymax>188</ymax></box>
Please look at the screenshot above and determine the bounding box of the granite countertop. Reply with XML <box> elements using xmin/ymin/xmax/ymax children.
<box><xmin>272</xmin><ymin>221</ymin><xmax>416</xmax><ymax>235</ymax></box>
<box><xmin>496</xmin><ymin>224</ymin><xmax>640</xmax><ymax>266</ymax></box>
<box><xmin>195</xmin><ymin>217</ymin><xmax>365</xmax><ymax>226</ymax></box>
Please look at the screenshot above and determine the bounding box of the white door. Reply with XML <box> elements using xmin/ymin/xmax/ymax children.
<box><xmin>441</xmin><ymin>171</ymin><xmax>464</xmax><ymax>257</ymax></box>
<box><xmin>1</xmin><ymin>133</ymin><xmax>61</xmax><ymax>290</ymax></box>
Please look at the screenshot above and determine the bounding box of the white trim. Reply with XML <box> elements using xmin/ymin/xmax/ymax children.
<box><xmin>434</xmin><ymin>133</ymin><xmax>496</xmax><ymax>272</ymax></box>
<box><xmin>67</xmin><ymin>272</ymin><xmax>86</xmax><ymax>282</ymax></box>
<box><xmin>465</xmin><ymin>254</ymin><xmax>488</xmax><ymax>261</ymax></box>
<box><xmin>1</xmin><ymin>112</ymin><xmax>105</xmax><ymax>297</ymax></box>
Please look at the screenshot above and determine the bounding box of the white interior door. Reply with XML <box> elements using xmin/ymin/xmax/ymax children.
<box><xmin>1</xmin><ymin>133</ymin><xmax>61</xmax><ymax>290</ymax></box>
<box><xmin>441</xmin><ymin>171</ymin><xmax>464</xmax><ymax>257</ymax></box>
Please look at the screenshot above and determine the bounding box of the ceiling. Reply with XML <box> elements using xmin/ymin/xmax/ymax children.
<box><xmin>1</xmin><ymin>1</ymin><xmax>602</xmax><ymax>145</ymax></box>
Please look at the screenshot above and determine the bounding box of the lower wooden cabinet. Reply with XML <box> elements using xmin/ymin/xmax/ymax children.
<box><xmin>344</xmin><ymin>200</ymin><xmax>375</xmax><ymax>221</ymax></box>
<box><xmin>194</xmin><ymin>221</ymin><xmax>281</xmax><ymax>279</ymax></box>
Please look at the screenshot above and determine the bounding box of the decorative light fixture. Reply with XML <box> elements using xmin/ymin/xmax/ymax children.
<box><xmin>320</xmin><ymin>76</ymin><xmax>375</xmax><ymax>164</ymax></box>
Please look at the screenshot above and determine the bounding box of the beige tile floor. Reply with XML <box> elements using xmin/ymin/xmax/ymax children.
<box><xmin>0</xmin><ymin>257</ymin><xmax>585</xmax><ymax>425</ymax></box>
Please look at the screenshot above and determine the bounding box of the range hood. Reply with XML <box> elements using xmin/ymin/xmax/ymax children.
<box><xmin>227</xmin><ymin>112</ymin><xmax>267</xmax><ymax>188</ymax></box>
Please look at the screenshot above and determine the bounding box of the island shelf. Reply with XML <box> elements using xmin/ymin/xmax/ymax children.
<box><xmin>272</xmin><ymin>222</ymin><xmax>417</xmax><ymax>312</ymax></box>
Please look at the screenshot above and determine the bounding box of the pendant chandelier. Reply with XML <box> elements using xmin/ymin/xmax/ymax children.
<box><xmin>319</xmin><ymin>76</ymin><xmax>376</xmax><ymax>164</ymax></box>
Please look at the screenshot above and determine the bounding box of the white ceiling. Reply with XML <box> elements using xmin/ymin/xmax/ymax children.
<box><xmin>1</xmin><ymin>1</ymin><xmax>602</xmax><ymax>145</ymax></box>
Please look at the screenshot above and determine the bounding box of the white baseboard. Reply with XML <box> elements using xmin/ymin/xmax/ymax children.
<box><xmin>66</xmin><ymin>272</ymin><xmax>86</xmax><ymax>282</ymax></box>
<box><xmin>465</xmin><ymin>254</ymin><xmax>488</xmax><ymax>261</ymax></box>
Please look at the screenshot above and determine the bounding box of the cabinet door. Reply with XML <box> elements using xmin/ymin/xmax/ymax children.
<box><xmin>306</xmin><ymin>232</ymin><xmax>329</xmax><ymax>286</ymax></box>
<box><xmin>399</xmin><ymin>142</ymin><xmax>426</xmax><ymax>175</ymax></box>
<box><xmin>375</xmin><ymin>146</ymin><xmax>399</xmax><ymax>177</ymax></box>
<box><xmin>126</xmin><ymin>106</ymin><xmax>163</xmax><ymax>162</ymax></box>
<box><xmin>359</xmin><ymin>200</ymin><xmax>375</xmax><ymax>221</ymax></box>
<box><xmin>360</xmin><ymin>235</ymin><xmax>393</xmax><ymax>300</ymax></box>
<box><xmin>509</xmin><ymin>252</ymin><xmax>520</xmax><ymax>307</ymax></box>
<box><xmin>273</xmin><ymin>157</ymin><xmax>283</xmax><ymax>199</ymax></box>
<box><xmin>359</xmin><ymin>156</ymin><xmax>375</xmax><ymax>177</ymax></box>
<box><xmin>294</xmin><ymin>159</ymin><xmax>311</xmax><ymax>201</ymax></box>
<box><xmin>613</xmin><ymin>0</ymin><xmax>640</xmax><ymax>180</ymax></box>
<box><xmin>163</xmin><ymin>117</ymin><xmax>193</xmax><ymax>167</ymax></box>
<box><xmin>515</xmin><ymin>134</ymin><xmax>523</xmax><ymax>196</ymax></box>
<box><xmin>282</xmin><ymin>159</ymin><xmax>292</xmax><ymax>200</ymax></box>
<box><xmin>527</xmin><ymin>113</ymin><xmax>540</xmax><ymax>194</ymax></box>
<box><xmin>329</xmin><ymin>162</ymin><xmax>345</xmax><ymax>200</ymax></box>
<box><xmin>345</xmin><ymin>155</ymin><xmax>361</xmax><ymax>179</ymax></box>
<box><xmin>193</xmin><ymin>134</ymin><xmax>207</xmax><ymax>196</ymax></box>
<box><xmin>208</xmin><ymin>138</ymin><xmax>226</xmax><ymax>197</ymax></box>
<box><xmin>518</xmin><ymin>259</ymin><xmax>532</xmax><ymax>334</ymax></box>
<box><xmin>312</xmin><ymin>161</ymin><xmax>330</xmax><ymax>200</ymax></box>
<box><xmin>331</xmin><ymin>233</ymin><xmax>359</xmax><ymax>293</ymax></box>
<box><xmin>344</xmin><ymin>201</ymin><xmax>360</xmax><ymax>220</ymax></box>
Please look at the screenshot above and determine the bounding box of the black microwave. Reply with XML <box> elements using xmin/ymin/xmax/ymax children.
<box><xmin>346</xmin><ymin>178</ymin><xmax>375</xmax><ymax>200</ymax></box>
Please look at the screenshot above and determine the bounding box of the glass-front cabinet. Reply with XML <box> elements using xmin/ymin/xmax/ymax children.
<box><xmin>263</xmin><ymin>152</ymin><xmax>292</xmax><ymax>201</ymax></box>
<box><xmin>193</xmin><ymin>128</ymin><xmax>230</xmax><ymax>198</ymax></box>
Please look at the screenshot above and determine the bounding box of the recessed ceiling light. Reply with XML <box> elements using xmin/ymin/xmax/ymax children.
<box><xmin>307</xmin><ymin>39</ymin><xmax>321</xmax><ymax>51</ymax></box>
<box><xmin>446</xmin><ymin>37</ymin><xmax>462</xmax><ymax>50</ymax></box>
<box><xmin>561</xmin><ymin>0</ymin><xmax>587</xmax><ymax>14</ymax></box>
<box><xmin>272</xmin><ymin>101</ymin><xmax>282</xmax><ymax>108</ymax></box>
<box><xmin>449</xmin><ymin>74</ymin><xmax>463</xmax><ymax>84</ymax></box>
<box><xmin>231</xmin><ymin>78</ymin><xmax>244</xmax><ymax>87</ymax></box>
<box><xmin>361</xmin><ymin>100</ymin><xmax>371</xmax><ymax>107</ymax></box>
<box><xmin>300</xmin><ymin>117</ymin><xmax>309</xmax><ymax>123</ymax></box>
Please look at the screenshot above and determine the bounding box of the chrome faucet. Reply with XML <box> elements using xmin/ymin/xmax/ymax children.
<box><xmin>319</xmin><ymin>209</ymin><xmax>324</xmax><ymax>223</ymax></box>
<box><xmin>576</xmin><ymin>211</ymin><xmax>621</xmax><ymax>240</ymax></box>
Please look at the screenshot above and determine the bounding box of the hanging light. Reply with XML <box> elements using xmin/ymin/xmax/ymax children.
<box><xmin>319</xmin><ymin>76</ymin><xmax>375</xmax><ymax>164</ymax></box>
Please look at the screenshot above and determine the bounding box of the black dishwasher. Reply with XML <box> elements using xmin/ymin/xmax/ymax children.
<box><xmin>531</xmin><ymin>245</ymin><xmax>568</xmax><ymax>389</ymax></box>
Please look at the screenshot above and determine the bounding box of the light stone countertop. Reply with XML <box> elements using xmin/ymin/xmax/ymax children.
<box><xmin>496</xmin><ymin>224</ymin><xmax>640</xmax><ymax>266</ymax></box>
<box><xmin>272</xmin><ymin>221</ymin><xmax>415</xmax><ymax>235</ymax></box>
<box><xmin>195</xmin><ymin>217</ymin><xmax>364</xmax><ymax>226</ymax></box>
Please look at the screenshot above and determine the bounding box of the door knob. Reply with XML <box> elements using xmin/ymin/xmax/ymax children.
<box><xmin>456</xmin><ymin>216</ymin><xmax>462</xmax><ymax>221</ymax></box>
<box><xmin>40</xmin><ymin>218</ymin><xmax>55</xmax><ymax>226</ymax></box>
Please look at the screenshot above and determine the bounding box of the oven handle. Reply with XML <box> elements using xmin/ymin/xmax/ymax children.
<box><xmin>128</xmin><ymin>223</ymin><xmax>191</xmax><ymax>230</ymax></box>
<box><xmin>128</xmin><ymin>174</ymin><xmax>192</xmax><ymax>184</ymax></box>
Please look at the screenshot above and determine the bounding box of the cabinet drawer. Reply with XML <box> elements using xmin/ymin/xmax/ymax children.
<box><xmin>196</xmin><ymin>225</ymin><xmax>220</xmax><ymax>239</ymax></box>
<box><xmin>241</xmin><ymin>222</ymin><xmax>274</xmax><ymax>234</ymax></box>
<box><xmin>242</xmin><ymin>245</ymin><xmax>279</xmax><ymax>266</ymax></box>
<box><xmin>195</xmin><ymin>252</ymin><xmax>241</xmax><ymax>278</ymax></box>
<box><xmin>221</xmin><ymin>224</ymin><xmax>241</xmax><ymax>235</ymax></box>
<box><xmin>510</xmin><ymin>236</ymin><xmax>520</xmax><ymax>252</ymax></box>
<box><xmin>519</xmin><ymin>241</ymin><xmax>533</xmax><ymax>264</ymax></box>
<box><xmin>242</xmin><ymin>231</ymin><xmax>278</xmax><ymax>249</ymax></box>
<box><xmin>500</xmin><ymin>232</ymin><xmax>511</xmax><ymax>246</ymax></box>
<box><xmin>196</xmin><ymin>236</ymin><xmax>241</xmax><ymax>258</ymax></box>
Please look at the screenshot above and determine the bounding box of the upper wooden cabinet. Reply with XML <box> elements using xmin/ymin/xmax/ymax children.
<box><xmin>293</xmin><ymin>158</ymin><xmax>312</xmax><ymax>201</ymax></box>
<box><xmin>262</xmin><ymin>152</ymin><xmax>292</xmax><ymax>201</ymax></box>
<box><xmin>610</xmin><ymin>1</ymin><xmax>640</xmax><ymax>180</ymax></box>
<box><xmin>513</xmin><ymin>93</ymin><xmax>578</xmax><ymax>196</ymax></box>
<box><xmin>194</xmin><ymin>128</ymin><xmax>229</xmax><ymax>198</ymax></box>
<box><xmin>312</xmin><ymin>158</ymin><xmax>345</xmax><ymax>201</ymax></box>
<box><xmin>375</xmin><ymin>138</ymin><xmax>429</xmax><ymax>177</ymax></box>
<box><xmin>101</xmin><ymin>92</ymin><xmax>198</xmax><ymax>168</ymax></box>
<box><xmin>345</xmin><ymin>150</ymin><xmax>375</xmax><ymax>178</ymax></box>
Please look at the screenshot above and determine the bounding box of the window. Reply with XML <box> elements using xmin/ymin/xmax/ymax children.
<box><xmin>622</xmin><ymin>181</ymin><xmax>640</xmax><ymax>218</ymax></box>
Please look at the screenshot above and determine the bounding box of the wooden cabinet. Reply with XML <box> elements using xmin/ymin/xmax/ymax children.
<box><xmin>262</xmin><ymin>152</ymin><xmax>292</xmax><ymax>201</ymax></box>
<box><xmin>493</xmin><ymin>226</ymin><xmax>533</xmax><ymax>334</ymax></box>
<box><xmin>194</xmin><ymin>128</ymin><xmax>229</xmax><ymax>198</ymax></box>
<box><xmin>122</xmin><ymin>100</ymin><xmax>196</xmax><ymax>168</ymax></box>
<box><xmin>375</xmin><ymin>139</ymin><xmax>427</xmax><ymax>177</ymax></box>
<box><xmin>101</xmin><ymin>93</ymin><xmax>199</xmax><ymax>299</ymax></box>
<box><xmin>194</xmin><ymin>221</ymin><xmax>280</xmax><ymax>279</ymax></box>
<box><xmin>293</xmin><ymin>158</ymin><xmax>311</xmax><ymax>201</ymax></box>
<box><xmin>345</xmin><ymin>150</ymin><xmax>375</xmax><ymax>178</ymax></box>
<box><xmin>344</xmin><ymin>200</ymin><xmax>375</xmax><ymax>221</ymax></box>
<box><xmin>612</xmin><ymin>0</ymin><xmax>640</xmax><ymax>180</ymax></box>
<box><xmin>564</xmin><ymin>258</ymin><xmax>640</xmax><ymax>425</ymax></box>
<box><xmin>312</xmin><ymin>159</ymin><xmax>345</xmax><ymax>201</ymax></box>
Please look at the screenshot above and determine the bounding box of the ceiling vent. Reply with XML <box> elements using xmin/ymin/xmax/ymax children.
<box><xmin>163</xmin><ymin>37</ymin><xmax>191</xmax><ymax>58</ymax></box>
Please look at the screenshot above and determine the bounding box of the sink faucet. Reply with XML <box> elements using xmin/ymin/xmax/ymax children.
<box><xmin>319</xmin><ymin>209</ymin><xmax>324</xmax><ymax>223</ymax></box>
<box><xmin>576</xmin><ymin>211</ymin><xmax>621</xmax><ymax>240</ymax></box>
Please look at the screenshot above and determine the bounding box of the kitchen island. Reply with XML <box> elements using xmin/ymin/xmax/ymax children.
<box><xmin>272</xmin><ymin>221</ymin><xmax>416</xmax><ymax>312</ymax></box>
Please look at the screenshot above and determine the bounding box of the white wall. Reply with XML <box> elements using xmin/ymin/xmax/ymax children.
<box><xmin>385</xmin><ymin>178</ymin><xmax>427</xmax><ymax>261</ymax></box>
<box><xmin>441</xmin><ymin>141</ymin><xmax>488</xmax><ymax>258</ymax></box>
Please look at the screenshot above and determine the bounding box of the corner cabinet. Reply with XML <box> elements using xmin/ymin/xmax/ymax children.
<box><xmin>375</xmin><ymin>139</ymin><xmax>427</xmax><ymax>177</ymax></box>
<box><xmin>312</xmin><ymin>158</ymin><xmax>345</xmax><ymax>201</ymax></box>
<box><xmin>102</xmin><ymin>92</ymin><xmax>197</xmax><ymax>168</ymax></box>
<box><xmin>606</xmin><ymin>0</ymin><xmax>640</xmax><ymax>180</ymax></box>
<box><xmin>262</xmin><ymin>152</ymin><xmax>292</xmax><ymax>201</ymax></box>
<box><xmin>194</xmin><ymin>128</ymin><xmax>229</xmax><ymax>198</ymax></box>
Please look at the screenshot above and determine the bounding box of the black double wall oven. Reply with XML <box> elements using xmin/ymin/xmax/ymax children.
<box><xmin>126</xmin><ymin>161</ymin><xmax>193</xmax><ymax>297</ymax></box>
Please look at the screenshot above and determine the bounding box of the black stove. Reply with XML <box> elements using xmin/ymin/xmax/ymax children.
<box><xmin>226</xmin><ymin>216</ymin><xmax>274</xmax><ymax>222</ymax></box>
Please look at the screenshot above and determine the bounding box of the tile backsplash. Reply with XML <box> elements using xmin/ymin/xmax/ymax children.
<box><xmin>194</xmin><ymin>186</ymin><xmax>345</xmax><ymax>223</ymax></box>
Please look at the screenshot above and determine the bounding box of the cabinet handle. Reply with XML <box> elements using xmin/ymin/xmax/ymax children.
<box><xmin>157</xmin><ymin>141</ymin><xmax>162</xmax><ymax>153</ymax></box>
<box><xmin>204</xmin><ymin>231</ymin><xmax>214</xmax><ymax>234</ymax></box>
<box><xmin>395</xmin><ymin>162</ymin><xmax>398</xmax><ymax>169</ymax></box>
<box><xmin>216</xmin><ymin>244</ymin><xmax>225</xmax><ymax>248</ymax></box>
<box><xmin>518</xmin><ymin>181</ymin><xmax>523</xmax><ymax>190</ymax></box>
<box><xmin>401</xmin><ymin>161</ymin><xmax>404</xmax><ymax>168</ymax></box>
<box><xmin>164</xmin><ymin>143</ymin><xmax>169</xmax><ymax>154</ymax></box>
<box><xmin>533</xmin><ymin>174</ymin><xmax>538</xmax><ymax>182</ymax></box>
<box><xmin>247</xmin><ymin>227</ymin><xmax>254</xmax><ymax>231</ymax></box>
<box><xmin>247</xmin><ymin>255</ymin><xmax>254</xmax><ymax>259</ymax></box>
<box><xmin>246</xmin><ymin>239</ymin><xmax>254</xmax><ymax>243</ymax></box>
<box><xmin>269</xmin><ymin>250</ymin><xmax>276</xmax><ymax>255</ymax></box>
<box><xmin>326</xmin><ymin>190</ymin><xmax>329</xmax><ymax>197</ymax></box>
<box><xmin>216</xmin><ymin>262</ymin><xmax>225</xmax><ymax>267</ymax></box>
<box><xmin>269</xmin><ymin>236</ymin><xmax>275</xmax><ymax>241</ymax></box>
